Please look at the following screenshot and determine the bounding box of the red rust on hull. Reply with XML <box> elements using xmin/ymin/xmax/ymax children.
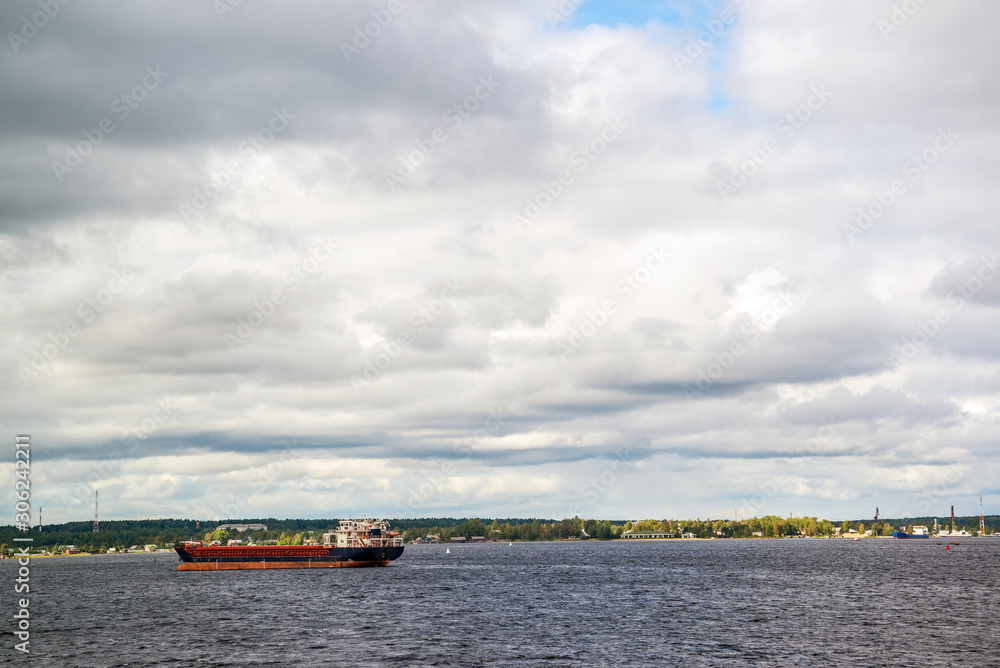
<box><xmin>183</xmin><ymin>545</ymin><xmax>330</xmax><ymax>559</ymax></box>
<box><xmin>177</xmin><ymin>560</ymin><xmax>390</xmax><ymax>571</ymax></box>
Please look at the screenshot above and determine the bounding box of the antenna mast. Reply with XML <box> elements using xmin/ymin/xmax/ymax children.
<box><xmin>951</xmin><ymin>504</ymin><xmax>955</xmax><ymax>535</ymax></box>
<box><xmin>93</xmin><ymin>489</ymin><xmax>99</xmax><ymax>532</ymax></box>
<box><xmin>981</xmin><ymin>495</ymin><xmax>986</xmax><ymax>536</ymax></box>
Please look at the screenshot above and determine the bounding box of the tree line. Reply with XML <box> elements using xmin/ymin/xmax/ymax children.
<box><xmin>2</xmin><ymin>514</ymin><xmax>996</xmax><ymax>554</ymax></box>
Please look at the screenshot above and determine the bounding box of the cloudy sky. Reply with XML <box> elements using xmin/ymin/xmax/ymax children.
<box><xmin>3</xmin><ymin>0</ymin><xmax>998</xmax><ymax>525</ymax></box>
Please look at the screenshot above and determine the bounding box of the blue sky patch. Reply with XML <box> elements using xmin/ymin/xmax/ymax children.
<box><xmin>565</xmin><ymin>0</ymin><xmax>724</xmax><ymax>30</ymax></box>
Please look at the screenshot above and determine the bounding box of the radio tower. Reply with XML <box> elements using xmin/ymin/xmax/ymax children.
<box><xmin>93</xmin><ymin>490</ymin><xmax>99</xmax><ymax>533</ymax></box>
<box><xmin>981</xmin><ymin>495</ymin><xmax>986</xmax><ymax>536</ymax></box>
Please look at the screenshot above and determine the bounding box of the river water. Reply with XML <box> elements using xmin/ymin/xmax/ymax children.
<box><xmin>3</xmin><ymin>538</ymin><xmax>999</xmax><ymax>666</ymax></box>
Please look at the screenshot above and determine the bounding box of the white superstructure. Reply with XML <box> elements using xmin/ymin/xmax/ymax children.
<box><xmin>323</xmin><ymin>518</ymin><xmax>404</xmax><ymax>548</ymax></box>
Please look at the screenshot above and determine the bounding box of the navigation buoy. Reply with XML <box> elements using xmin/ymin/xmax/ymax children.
<box><xmin>945</xmin><ymin>545</ymin><xmax>950</xmax><ymax>550</ymax></box>
<box><xmin>446</xmin><ymin>548</ymin><xmax>450</xmax><ymax>554</ymax></box>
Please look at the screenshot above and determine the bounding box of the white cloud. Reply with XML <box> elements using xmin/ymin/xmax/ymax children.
<box><xmin>3</xmin><ymin>0</ymin><xmax>999</xmax><ymax>524</ymax></box>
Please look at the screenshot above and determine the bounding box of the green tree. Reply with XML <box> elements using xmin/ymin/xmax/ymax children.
<box><xmin>454</xmin><ymin>519</ymin><xmax>487</xmax><ymax>540</ymax></box>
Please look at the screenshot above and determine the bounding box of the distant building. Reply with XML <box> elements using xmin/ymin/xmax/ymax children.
<box><xmin>471</xmin><ymin>536</ymin><xmax>486</xmax><ymax>543</ymax></box>
<box><xmin>216</xmin><ymin>523</ymin><xmax>267</xmax><ymax>532</ymax></box>
<box><xmin>450</xmin><ymin>536</ymin><xmax>467</xmax><ymax>543</ymax></box>
<box><xmin>752</xmin><ymin>531</ymin><xmax>764</xmax><ymax>537</ymax></box>
<box><xmin>681</xmin><ymin>532</ymin><xmax>696</xmax><ymax>539</ymax></box>
<box><xmin>622</xmin><ymin>530</ymin><xmax>675</xmax><ymax>539</ymax></box>
<box><xmin>227</xmin><ymin>539</ymin><xmax>244</xmax><ymax>546</ymax></box>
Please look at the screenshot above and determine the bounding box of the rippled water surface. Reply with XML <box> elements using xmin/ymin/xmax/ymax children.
<box><xmin>3</xmin><ymin>539</ymin><xmax>1000</xmax><ymax>666</ymax></box>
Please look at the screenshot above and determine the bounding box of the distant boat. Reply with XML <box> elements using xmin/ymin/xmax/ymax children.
<box><xmin>446</xmin><ymin>548</ymin><xmax>450</xmax><ymax>554</ymax></box>
<box><xmin>509</xmin><ymin>542</ymin><xmax>512</xmax><ymax>546</ymax></box>
<box><xmin>937</xmin><ymin>529</ymin><xmax>972</xmax><ymax>538</ymax></box>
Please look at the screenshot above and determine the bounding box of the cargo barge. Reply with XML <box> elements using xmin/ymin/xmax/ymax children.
<box><xmin>174</xmin><ymin>518</ymin><xmax>404</xmax><ymax>571</ymax></box>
